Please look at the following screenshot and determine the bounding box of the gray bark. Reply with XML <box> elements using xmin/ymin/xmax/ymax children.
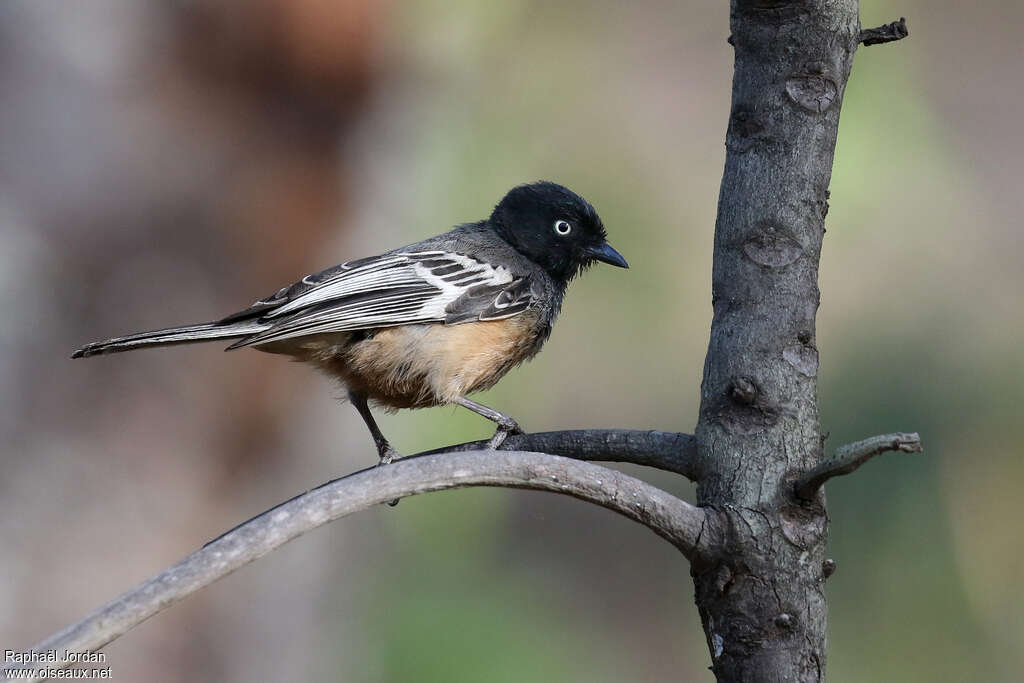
<box><xmin>691</xmin><ymin>1</ymin><xmax>860</xmax><ymax>680</ymax></box>
<box><xmin>418</xmin><ymin>429</ymin><xmax>700</xmax><ymax>479</ymax></box>
<box><xmin>795</xmin><ymin>432</ymin><xmax>922</xmax><ymax>500</ymax></box>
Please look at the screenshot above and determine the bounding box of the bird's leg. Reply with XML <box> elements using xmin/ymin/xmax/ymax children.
<box><xmin>349</xmin><ymin>392</ymin><xmax>401</xmax><ymax>506</ymax></box>
<box><xmin>454</xmin><ymin>396</ymin><xmax>524</xmax><ymax>450</ymax></box>
<box><xmin>349</xmin><ymin>392</ymin><xmax>401</xmax><ymax>465</ymax></box>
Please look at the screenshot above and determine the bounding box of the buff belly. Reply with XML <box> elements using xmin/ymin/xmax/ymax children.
<box><xmin>258</xmin><ymin>313</ymin><xmax>543</xmax><ymax>410</ymax></box>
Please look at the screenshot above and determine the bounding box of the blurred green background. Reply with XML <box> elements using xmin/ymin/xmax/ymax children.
<box><xmin>1</xmin><ymin>0</ymin><xmax>1021</xmax><ymax>681</ymax></box>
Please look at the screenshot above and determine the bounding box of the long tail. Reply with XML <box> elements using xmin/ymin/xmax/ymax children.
<box><xmin>71</xmin><ymin>320</ymin><xmax>268</xmax><ymax>358</ymax></box>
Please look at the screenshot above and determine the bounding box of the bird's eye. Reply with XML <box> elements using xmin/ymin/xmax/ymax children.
<box><xmin>553</xmin><ymin>219</ymin><xmax>572</xmax><ymax>236</ymax></box>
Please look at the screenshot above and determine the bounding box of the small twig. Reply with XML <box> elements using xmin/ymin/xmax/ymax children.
<box><xmin>859</xmin><ymin>17</ymin><xmax>909</xmax><ymax>46</ymax></box>
<box><xmin>795</xmin><ymin>432</ymin><xmax>923</xmax><ymax>500</ymax></box>
<box><xmin>22</xmin><ymin>451</ymin><xmax>710</xmax><ymax>680</ymax></box>
<box><xmin>419</xmin><ymin>429</ymin><xmax>700</xmax><ymax>480</ymax></box>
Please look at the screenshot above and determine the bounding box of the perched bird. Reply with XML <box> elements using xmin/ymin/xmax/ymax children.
<box><xmin>72</xmin><ymin>181</ymin><xmax>628</xmax><ymax>463</ymax></box>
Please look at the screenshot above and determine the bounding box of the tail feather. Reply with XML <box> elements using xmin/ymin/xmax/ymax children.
<box><xmin>71</xmin><ymin>321</ymin><xmax>268</xmax><ymax>358</ymax></box>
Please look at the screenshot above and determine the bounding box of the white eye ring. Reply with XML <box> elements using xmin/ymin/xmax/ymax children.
<box><xmin>553</xmin><ymin>219</ymin><xmax>572</xmax><ymax>236</ymax></box>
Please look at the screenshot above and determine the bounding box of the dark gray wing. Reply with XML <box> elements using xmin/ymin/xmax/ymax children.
<box><xmin>444</xmin><ymin>276</ymin><xmax>536</xmax><ymax>323</ymax></box>
<box><xmin>225</xmin><ymin>250</ymin><xmax>537</xmax><ymax>349</ymax></box>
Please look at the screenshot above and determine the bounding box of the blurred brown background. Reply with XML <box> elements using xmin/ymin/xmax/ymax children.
<box><xmin>1</xmin><ymin>1</ymin><xmax>1022</xmax><ymax>681</ymax></box>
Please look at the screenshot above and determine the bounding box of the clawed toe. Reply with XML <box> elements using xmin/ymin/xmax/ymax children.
<box><xmin>375</xmin><ymin>445</ymin><xmax>402</xmax><ymax>506</ymax></box>
<box><xmin>377</xmin><ymin>444</ymin><xmax>401</xmax><ymax>466</ymax></box>
<box><xmin>499</xmin><ymin>417</ymin><xmax>523</xmax><ymax>435</ymax></box>
<box><xmin>487</xmin><ymin>420</ymin><xmax>521</xmax><ymax>450</ymax></box>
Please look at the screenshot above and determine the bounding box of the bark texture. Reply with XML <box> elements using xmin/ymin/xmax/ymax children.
<box><xmin>692</xmin><ymin>1</ymin><xmax>860</xmax><ymax>680</ymax></box>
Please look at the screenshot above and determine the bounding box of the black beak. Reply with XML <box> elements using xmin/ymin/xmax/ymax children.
<box><xmin>588</xmin><ymin>242</ymin><xmax>629</xmax><ymax>269</ymax></box>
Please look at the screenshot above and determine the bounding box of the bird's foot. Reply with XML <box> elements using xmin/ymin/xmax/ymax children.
<box><xmin>376</xmin><ymin>443</ymin><xmax>402</xmax><ymax>466</ymax></box>
<box><xmin>375</xmin><ymin>443</ymin><xmax>403</xmax><ymax>506</ymax></box>
<box><xmin>487</xmin><ymin>417</ymin><xmax>523</xmax><ymax>450</ymax></box>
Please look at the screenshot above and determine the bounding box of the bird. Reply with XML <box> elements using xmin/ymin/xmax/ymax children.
<box><xmin>72</xmin><ymin>181</ymin><xmax>628</xmax><ymax>464</ymax></box>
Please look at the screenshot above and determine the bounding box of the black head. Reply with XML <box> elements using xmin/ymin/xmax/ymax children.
<box><xmin>488</xmin><ymin>181</ymin><xmax>628</xmax><ymax>282</ymax></box>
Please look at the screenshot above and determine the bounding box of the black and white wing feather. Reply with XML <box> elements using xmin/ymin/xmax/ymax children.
<box><xmin>225</xmin><ymin>250</ymin><xmax>536</xmax><ymax>349</ymax></box>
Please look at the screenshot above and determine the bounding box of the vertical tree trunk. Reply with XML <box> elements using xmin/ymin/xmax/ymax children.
<box><xmin>692</xmin><ymin>1</ymin><xmax>859</xmax><ymax>680</ymax></box>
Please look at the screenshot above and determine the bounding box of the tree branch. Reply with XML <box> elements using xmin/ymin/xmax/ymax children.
<box><xmin>859</xmin><ymin>17</ymin><xmax>909</xmax><ymax>46</ymax></box>
<box><xmin>795</xmin><ymin>432</ymin><xmax>923</xmax><ymax>500</ymax></box>
<box><xmin>418</xmin><ymin>429</ymin><xmax>700</xmax><ymax>480</ymax></box>
<box><xmin>22</xmin><ymin>451</ymin><xmax>711</xmax><ymax>679</ymax></box>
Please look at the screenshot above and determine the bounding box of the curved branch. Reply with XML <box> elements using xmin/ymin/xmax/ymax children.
<box><xmin>418</xmin><ymin>429</ymin><xmax>700</xmax><ymax>480</ymax></box>
<box><xmin>795</xmin><ymin>432</ymin><xmax>923</xmax><ymax>500</ymax></box>
<box><xmin>24</xmin><ymin>451</ymin><xmax>710</xmax><ymax>677</ymax></box>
